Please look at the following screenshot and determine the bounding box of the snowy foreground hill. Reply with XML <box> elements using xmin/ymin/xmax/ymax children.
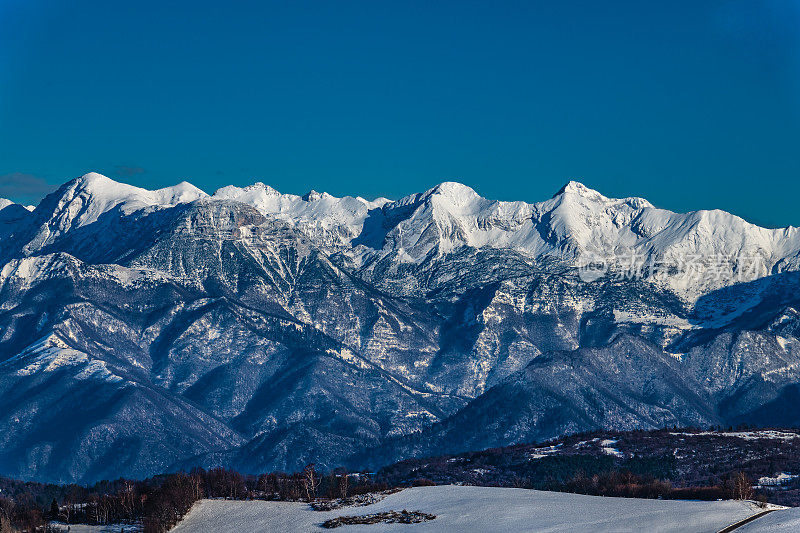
<box><xmin>169</xmin><ymin>485</ymin><xmax>785</xmax><ymax>533</ymax></box>
<box><xmin>5</xmin><ymin>173</ymin><xmax>800</xmax><ymax>482</ymax></box>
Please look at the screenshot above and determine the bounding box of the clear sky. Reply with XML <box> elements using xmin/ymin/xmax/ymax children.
<box><xmin>1</xmin><ymin>0</ymin><xmax>798</xmax><ymax>227</ymax></box>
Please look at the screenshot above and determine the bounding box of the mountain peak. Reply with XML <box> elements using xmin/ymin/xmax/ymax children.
<box><xmin>172</xmin><ymin>180</ymin><xmax>204</xmax><ymax>192</ymax></box>
<box><xmin>79</xmin><ymin>171</ymin><xmax>113</xmax><ymax>182</ymax></box>
<box><xmin>212</xmin><ymin>182</ymin><xmax>280</xmax><ymax>200</ymax></box>
<box><xmin>554</xmin><ymin>180</ymin><xmax>604</xmax><ymax>198</ymax></box>
<box><xmin>551</xmin><ymin>180</ymin><xmax>654</xmax><ymax>212</ymax></box>
<box><xmin>68</xmin><ymin>173</ymin><xmax>207</xmax><ymax>203</ymax></box>
<box><xmin>303</xmin><ymin>190</ymin><xmax>328</xmax><ymax>202</ymax></box>
<box><xmin>248</xmin><ymin>182</ymin><xmax>280</xmax><ymax>195</ymax></box>
<box><xmin>159</xmin><ymin>181</ymin><xmax>207</xmax><ymax>203</ymax></box>
<box><xmin>429</xmin><ymin>181</ymin><xmax>479</xmax><ymax>198</ymax></box>
<box><xmin>21</xmin><ymin>173</ymin><xmax>207</xmax><ymax>254</ymax></box>
<box><xmin>71</xmin><ymin>172</ymin><xmax>123</xmax><ymax>192</ymax></box>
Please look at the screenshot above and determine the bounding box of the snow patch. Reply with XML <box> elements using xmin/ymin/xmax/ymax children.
<box><xmin>171</xmin><ymin>485</ymin><xmax>763</xmax><ymax>533</ymax></box>
<box><xmin>669</xmin><ymin>430</ymin><xmax>800</xmax><ymax>441</ymax></box>
<box><xmin>600</xmin><ymin>439</ymin><xmax>624</xmax><ymax>457</ymax></box>
<box><xmin>758</xmin><ymin>473</ymin><xmax>799</xmax><ymax>487</ymax></box>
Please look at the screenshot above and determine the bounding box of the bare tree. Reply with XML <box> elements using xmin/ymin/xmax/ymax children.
<box><xmin>189</xmin><ymin>472</ymin><xmax>204</xmax><ymax>502</ymax></box>
<box><xmin>302</xmin><ymin>464</ymin><xmax>319</xmax><ymax>502</ymax></box>
<box><xmin>0</xmin><ymin>515</ymin><xmax>12</xmax><ymax>533</ymax></box>
<box><xmin>731</xmin><ymin>472</ymin><xmax>754</xmax><ymax>500</ymax></box>
<box><xmin>120</xmin><ymin>479</ymin><xmax>136</xmax><ymax>518</ymax></box>
<box><xmin>0</xmin><ymin>497</ymin><xmax>13</xmax><ymax>533</ymax></box>
<box><xmin>338</xmin><ymin>471</ymin><xmax>349</xmax><ymax>499</ymax></box>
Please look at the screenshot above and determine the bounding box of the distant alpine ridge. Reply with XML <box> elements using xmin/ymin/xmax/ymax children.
<box><xmin>3</xmin><ymin>173</ymin><xmax>800</xmax><ymax>483</ymax></box>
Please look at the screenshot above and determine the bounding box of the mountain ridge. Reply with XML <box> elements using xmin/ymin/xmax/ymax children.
<box><xmin>3</xmin><ymin>172</ymin><xmax>800</xmax><ymax>483</ymax></box>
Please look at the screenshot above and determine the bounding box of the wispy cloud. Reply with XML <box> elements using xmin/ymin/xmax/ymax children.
<box><xmin>0</xmin><ymin>172</ymin><xmax>58</xmax><ymax>204</ymax></box>
<box><xmin>111</xmin><ymin>165</ymin><xmax>147</xmax><ymax>178</ymax></box>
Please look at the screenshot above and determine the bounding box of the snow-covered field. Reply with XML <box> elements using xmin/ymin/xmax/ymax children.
<box><xmin>170</xmin><ymin>485</ymin><xmax>769</xmax><ymax>532</ymax></box>
<box><xmin>737</xmin><ymin>507</ymin><xmax>800</xmax><ymax>532</ymax></box>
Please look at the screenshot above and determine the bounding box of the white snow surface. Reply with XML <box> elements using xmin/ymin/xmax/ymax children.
<box><xmin>2</xmin><ymin>333</ymin><xmax>124</xmax><ymax>383</ymax></box>
<box><xmin>212</xmin><ymin>181</ymin><xmax>389</xmax><ymax>248</ymax></box>
<box><xmin>365</xmin><ymin>180</ymin><xmax>800</xmax><ymax>298</ymax></box>
<box><xmin>56</xmin><ymin>172</ymin><xmax>206</xmax><ymax>221</ymax></box>
<box><xmin>529</xmin><ymin>443</ymin><xmax>562</xmax><ymax>459</ymax></box>
<box><xmin>736</xmin><ymin>507</ymin><xmax>800</xmax><ymax>532</ymax></box>
<box><xmin>758</xmin><ymin>473</ymin><xmax>799</xmax><ymax>486</ymax></box>
<box><xmin>170</xmin><ymin>485</ymin><xmax>762</xmax><ymax>533</ymax></box>
<box><xmin>600</xmin><ymin>438</ymin><xmax>624</xmax><ymax>457</ymax></box>
<box><xmin>23</xmin><ymin>173</ymin><xmax>207</xmax><ymax>252</ymax></box>
<box><xmin>20</xmin><ymin>173</ymin><xmax>800</xmax><ymax>300</ymax></box>
<box><xmin>669</xmin><ymin>430</ymin><xmax>800</xmax><ymax>441</ymax></box>
<box><xmin>49</xmin><ymin>523</ymin><xmax>136</xmax><ymax>532</ymax></box>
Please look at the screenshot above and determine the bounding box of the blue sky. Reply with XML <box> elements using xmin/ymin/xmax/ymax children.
<box><xmin>1</xmin><ymin>0</ymin><xmax>798</xmax><ymax>227</ymax></box>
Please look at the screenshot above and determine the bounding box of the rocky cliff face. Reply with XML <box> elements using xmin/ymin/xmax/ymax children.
<box><xmin>2</xmin><ymin>173</ymin><xmax>800</xmax><ymax>483</ymax></box>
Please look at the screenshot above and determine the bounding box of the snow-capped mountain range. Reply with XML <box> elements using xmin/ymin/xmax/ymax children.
<box><xmin>3</xmin><ymin>172</ymin><xmax>800</xmax><ymax>483</ymax></box>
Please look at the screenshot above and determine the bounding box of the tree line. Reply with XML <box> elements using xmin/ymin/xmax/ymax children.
<box><xmin>0</xmin><ymin>463</ymin><xmax>762</xmax><ymax>533</ymax></box>
<box><xmin>0</xmin><ymin>465</ymin><xmax>387</xmax><ymax>533</ymax></box>
<box><xmin>3</xmin><ymin>424</ymin><xmax>788</xmax><ymax>532</ymax></box>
